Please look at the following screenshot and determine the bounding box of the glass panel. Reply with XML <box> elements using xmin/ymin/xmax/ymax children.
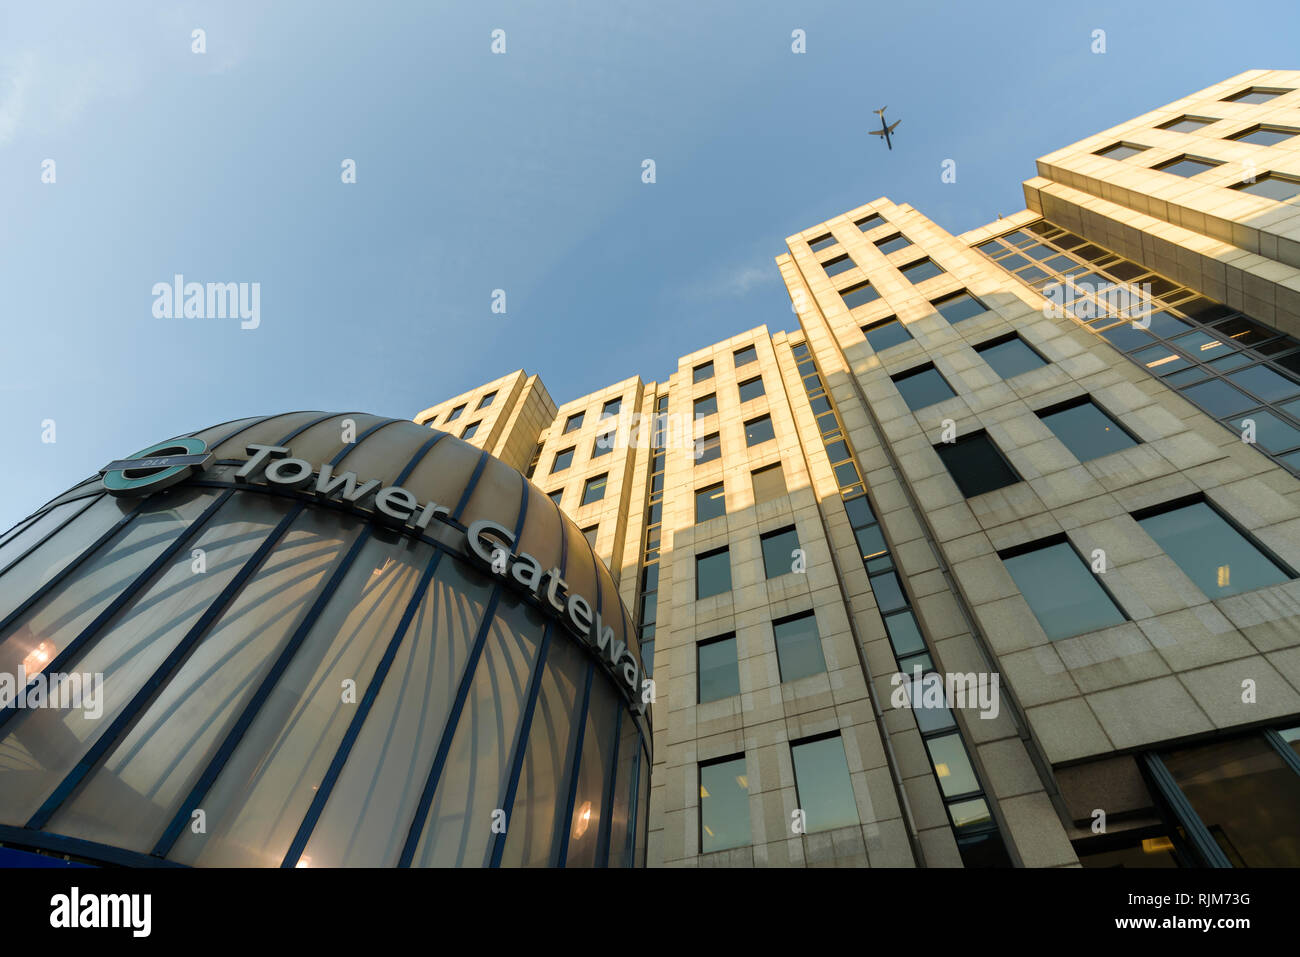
<box><xmin>1138</xmin><ymin>502</ymin><xmax>1289</xmax><ymax>599</ymax></box>
<box><xmin>698</xmin><ymin>636</ymin><xmax>740</xmax><ymax>703</ymax></box>
<box><xmin>551</xmin><ymin>448</ymin><xmax>573</xmax><ymax>473</ymax></box>
<box><xmin>734</xmin><ymin>345</ymin><xmax>757</xmax><ymax>367</ymax></box>
<box><xmin>1002</xmin><ymin>542</ymin><xmax>1126</xmax><ymax>640</ymax></box>
<box><xmin>745</xmin><ymin>416</ymin><xmax>775</xmax><ymax>447</ymax></box>
<box><xmin>695</xmin><ymin>433</ymin><xmax>721</xmax><ymax>464</ymax></box>
<box><xmin>934</xmin><ymin>292</ymin><xmax>986</xmax><ymax>324</ymax></box>
<box><xmin>1227</xmin><ymin>364</ymin><xmax>1300</xmax><ymax>403</ymax></box>
<box><xmin>824</xmin><ymin>254</ymin><xmax>855</xmax><ymax>277</ymax></box>
<box><xmin>1231</xmin><ymin>410</ymin><xmax>1300</xmax><ymax>453</ymax></box>
<box><xmin>42</xmin><ymin>497</ymin><xmax>352</xmax><ymax>853</ymax></box>
<box><xmin>864</xmin><ymin>319</ymin><xmax>911</xmax><ymax>352</ymax></box>
<box><xmin>565</xmin><ymin>675</ymin><xmax>619</xmax><ymax>867</ymax></box>
<box><xmin>842</xmin><ymin>282</ymin><xmax>879</xmax><ymax>309</ymax></box>
<box><xmin>738</xmin><ymin>377</ymin><xmax>766</xmax><ymax>403</ymax></box>
<box><xmin>773</xmin><ymin>613</ymin><xmax>826</xmax><ymax>682</ymax></box>
<box><xmin>695</xmin><ymin>550</ymin><xmax>731</xmax><ymax>600</ymax></box>
<box><xmin>791</xmin><ymin>736</ymin><xmax>859</xmax><ymax>832</ymax></box>
<box><xmin>1182</xmin><ymin>379</ymin><xmax>1256</xmax><ymax>417</ymax></box>
<box><xmin>608</xmin><ymin>712</ymin><xmax>640</xmax><ymax>866</ymax></box>
<box><xmin>1163</xmin><ymin>734</ymin><xmax>1300</xmax><ymax>866</ymax></box>
<box><xmin>935</xmin><ymin>434</ymin><xmax>1019</xmax><ymax>497</ymax></box>
<box><xmin>167</xmin><ymin>530</ymin><xmax>449</xmax><ymax>866</ymax></box>
<box><xmin>700</xmin><ymin>756</ymin><xmax>750</xmax><ymax>853</ymax></box>
<box><xmin>869</xmin><ymin>571</ymin><xmax>908</xmax><ymax>614</ymax></box>
<box><xmin>978</xmin><ymin>337</ymin><xmax>1045</xmax><ymax>379</ymax></box>
<box><xmin>0</xmin><ymin>498</ymin><xmax>94</xmax><ymax>579</ymax></box>
<box><xmin>694</xmin><ymin>394</ymin><xmax>718</xmax><ymax>418</ymax></box>
<box><xmin>900</xmin><ymin>259</ymin><xmax>943</xmax><ymax>283</ymax></box>
<box><xmin>694</xmin><ymin>484</ymin><xmax>726</xmax><ymax>524</ymax></box>
<box><xmin>1039</xmin><ymin>400</ymin><xmax>1137</xmax><ymax>461</ymax></box>
<box><xmin>760</xmin><ymin>527</ymin><xmax>800</xmax><ymax>579</ymax></box>
<box><xmin>497</xmin><ymin>625</ymin><xmax>588</xmax><ymax>867</ymax></box>
<box><xmin>751</xmin><ymin>464</ymin><xmax>787</xmax><ymax>504</ymax></box>
<box><xmin>894</xmin><ymin>366</ymin><xmax>956</xmax><ymax>409</ymax></box>
<box><xmin>884</xmin><ymin>610</ymin><xmax>926</xmax><ymax>656</ymax></box>
<box><xmin>581</xmin><ymin>475</ymin><xmax>608</xmax><ymax>505</ymax></box>
<box><xmin>693</xmin><ymin>362</ymin><xmax>714</xmax><ymax>384</ymax></box>
<box><xmin>926</xmin><ymin>734</ymin><xmax>980</xmax><ymax>798</ymax></box>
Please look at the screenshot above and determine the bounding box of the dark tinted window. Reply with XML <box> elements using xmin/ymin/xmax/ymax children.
<box><xmin>935</xmin><ymin>432</ymin><xmax>1020</xmax><ymax>497</ymax></box>
<box><xmin>808</xmin><ymin>233</ymin><xmax>836</xmax><ymax>251</ymax></box>
<box><xmin>1002</xmin><ymin>540</ymin><xmax>1127</xmax><ymax>639</ymax></box>
<box><xmin>863</xmin><ymin>317</ymin><xmax>912</xmax><ymax>352</ymax></box>
<box><xmin>695</xmin><ymin>483</ymin><xmax>726</xmax><ymax>523</ymax></box>
<box><xmin>893</xmin><ymin>365</ymin><xmax>956</xmax><ymax>410</ymax></box>
<box><xmin>581</xmin><ymin>473</ymin><xmax>607</xmax><ymax>506</ymax></box>
<box><xmin>591</xmin><ymin>431</ymin><xmax>615</xmax><ymax>458</ymax></box>
<box><xmin>694</xmin><ymin>393</ymin><xmax>718</xmax><ymax>418</ymax></box>
<box><xmin>551</xmin><ymin>447</ymin><xmax>575</xmax><ymax>473</ymax></box>
<box><xmin>976</xmin><ymin>335</ymin><xmax>1047</xmax><ymax>379</ymax></box>
<box><xmin>734</xmin><ymin>345</ymin><xmax>758</xmax><ymax>367</ymax></box>
<box><xmin>582</xmin><ymin>525</ymin><xmax>598</xmax><ymax>547</ymax></box>
<box><xmin>791</xmin><ymin>736</ymin><xmax>859</xmax><ymax>832</ymax></box>
<box><xmin>699</xmin><ymin>756</ymin><xmax>750</xmax><ymax>852</ymax></box>
<box><xmin>900</xmin><ymin>258</ymin><xmax>944</xmax><ymax>283</ymax></box>
<box><xmin>563</xmin><ymin>412</ymin><xmax>584</xmax><ymax>433</ymax></box>
<box><xmin>446</xmin><ymin>404</ymin><xmax>465</xmax><ymax>422</ymax></box>
<box><xmin>696</xmin><ymin>548</ymin><xmax>732</xmax><ymax>599</ymax></box>
<box><xmin>693</xmin><ymin>362</ymin><xmax>715</xmax><ymax>383</ymax></box>
<box><xmin>745</xmin><ymin>415</ymin><xmax>776</xmax><ymax>446</ymax></box>
<box><xmin>698</xmin><ymin>635</ymin><xmax>741</xmax><ymax>703</ymax></box>
<box><xmin>933</xmin><ymin>291</ymin><xmax>987</xmax><ymax>324</ymax></box>
<box><xmin>1222</xmin><ymin>88</ymin><xmax>1289</xmax><ymax>104</ymax></box>
<box><xmin>1095</xmin><ymin>143</ymin><xmax>1147</xmax><ymax>159</ymax></box>
<box><xmin>738</xmin><ymin>377</ymin><xmax>766</xmax><ymax>403</ymax></box>
<box><xmin>695</xmin><ymin>432</ymin><xmax>721</xmax><ymax>464</ymax></box>
<box><xmin>761</xmin><ymin>526</ymin><xmax>800</xmax><ymax>579</ymax></box>
<box><xmin>824</xmin><ymin>254</ymin><xmax>855</xmax><ymax>277</ymax></box>
<box><xmin>1158</xmin><ymin>116</ymin><xmax>1214</xmax><ymax>132</ymax></box>
<box><xmin>1153</xmin><ymin>155</ymin><xmax>1222</xmax><ymax>177</ymax></box>
<box><xmin>841</xmin><ymin>281</ymin><xmax>879</xmax><ymax>309</ymax></box>
<box><xmin>875</xmin><ymin>233</ymin><xmax>910</xmax><ymax>254</ymax></box>
<box><xmin>1229</xmin><ymin>125</ymin><xmax>1300</xmax><ymax>146</ymax></box>
<box><xmin>1137</xmin><ymin>501</ymin><xmax>1291</xmax><ymax>599</ymax></box>
<box><xmin>773</xmin><ymin>611</ymin><xmax>826</xmax><ymax>682</ymax></box>
<box><xmin>855</xmin><ymin>214</ymin><xmax>883</xmax><ymax>231</ymax></box>
<box><xmin>460</xmin><ymin>422</ymin><xmax>479</xmax><ymax>439</ymax></box>
<box><xmin>601</xmin><ymin>398</ymin><xmax>621</xmax><ymax>418</ymax></box>
<box><xmin>548</xmin><ymin>489</ymin><xmax>564</xmax><ymax>506</ymax></box>
<box><xmin>1233</xmin><ymin>173</ymin><xmax>1300</xmax><ymax>201</ymax></box>
<box><xmin>1038</xmin><ymin>399</ymin><xmax>1138</xmax><ymax>461</ymax></box>
<box><xmin>476</xmin><ymin>391</ymin><xmax>496</xmax><ymax>410</ymax></box>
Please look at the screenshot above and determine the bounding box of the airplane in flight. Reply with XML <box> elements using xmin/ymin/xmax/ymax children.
<box><xmin>869</xmin><ymin>106</ymin><xmax>900</xmax><ymax>150</ymax></box>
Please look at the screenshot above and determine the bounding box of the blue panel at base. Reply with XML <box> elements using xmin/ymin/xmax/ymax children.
<box><xmin>0</xmin><ymin>846</ymin><xmax>94</xmax><ymax>868</ymax></box>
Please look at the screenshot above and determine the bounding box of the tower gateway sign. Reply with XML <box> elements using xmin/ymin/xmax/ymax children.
<box><xmin>100</xmin><ymin>441</ymin><xmax>646</xmax><ymax>709</ymax></box>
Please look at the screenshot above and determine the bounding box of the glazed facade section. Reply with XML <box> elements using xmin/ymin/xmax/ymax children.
<box><xmin>0</xmin><ymin>413</ymin><xmax>649</xmax><ymax>867</ymax></box>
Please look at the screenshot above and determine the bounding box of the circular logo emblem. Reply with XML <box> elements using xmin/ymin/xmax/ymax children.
<box><xmin>100</xmin><ymin>438</ymin><xmax>212</xmax><ymax>497</ymax></box>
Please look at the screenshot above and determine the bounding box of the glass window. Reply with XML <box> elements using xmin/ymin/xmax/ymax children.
<box><xmin>1137</xmin><ymin>501</ymin><xmax>1290</xmax><ymax>599</ymax></box>
<box><xmin>1038</xmin><ymin>398</ymin><xmax>1138</xmax><ymax>461</ymax></box>
<box><xmin>698</xmin><ymin>635</ymin><xmax>740</xmax><ymax>702</ymax></box>
<box><xmin>695</xmin><ymin>432</ymin><xmax>721</xmax><ymax>464</ymax></box>
<box><xmin>1002</xmin><ymin>540</ymin><xmax>1127</xmax><ymax>640</ymax></box>
<box><xmin>1182</xmin><ymin>379</ymin><xmax>1255</xmax><ymax>417</ymax></box>
<box><xmin>693</xmin><ymin>362</ymin><xmax>715</xmax><ymax>384</ymax></box>
<box><xmin>700</xmin><ymin>756</ymin><xmax>750</xmax><ymax>853</ymax></box>
<box><xmin>1231</xmin><ymin>409</ymin><xmax>1300</xmax><ymax>453</ymax></box>
<box><xmin>864</xmin><ymin>317</ymin><xmax>912</xmax><ymax>352</ymax></box>
<box><xmin>1222</xmin><ymin>88</ymin><xmax>1290</xmax><ymax>104</ymax></box>
<box><xmin>751</xmin><ymin>463</ymin><xmax>786</xmax><ymax>503</ymax></box>
<box><xmin>695</xmin><ymin>547</ymin><xmax>732</xmax><ymax>599</ymax></box>
<box><xmin>591</xmin><ymin>431</ymin><xmax>615</xmax><ymax>458</ymax></box>
<box><xmin>1162</xmin><ymin>733</ymin><xmax>1300</xmax><ymax>866</ymax></box>
<box><xmin>1157</xmin><ymin>116</ymin><xmax>1214</xmax><ymax>133</ymax></box>
<box><xmin>551</xmin><ymin>447</ymin><xmax>575</xmax><ymax>473</ymax></box>
<box><xmin>734</xmin><ymin>345</ymin><xmax>757</xmax><ymax>367</ymax></box>
<box><xmin>884</xmin><ymin>609</ymin><xmax>926</xmax><ymax>657</ymax></box>
<box><xmin>760</xmin><ymin>526</ymin><xmax>800</xmax><ymax>579</ymax></box>
<box><xmin>581</xmin><ymin>474</ymin><xmax>607</xmax><ymax>506</ymax></box>
<box><xmin>1228</xmin><ymin>364</ymin><xmax>1300</xmax><ymax>403</ymax></box>
<box><xmin>548</xmin><ymin>489</ymin><xmax>564</xmax><ymax>506</ymax></box>
<box><xmin>855</xmin><ymin>213</ymin><xmax>883</xmax><ymax>231</ymax></box>
<box><xmin>824</xmin><ymin>254</ymin><xmax>855</xmax><ymax>277</ymax></box>
<box><xmin>564</xmin><ymin>412</ymin><xmax>584</xmax><ymax>433</ymax></box>
<box><xmin>601</xmin><ymin>398</ymin><xmax>621</xmax><ymax>418</ymax></box>
<box><xmin>460</xmin><ymin>422</ymin><xmax>480</xmax><ymax>439</ymax></box>
<box><xmin>446</xmin><ymin>404</ymin><xmax>465</xmax><ymax>422</ymax></box>
<box><xmin>737</xmin><ymin>377</ymin><xmax>766</xmax><ymax>403</ymax></box>
<box><xmin>933</xmin><ymin>291</ymin><xmax>987</xmax><ymax>324</ymax></box>
<box><xmin>476</xmin><ymin>391</ymin><xmax>496</xmax><ymax>410</ymax></box>
<box><xmin>935</xmin><ymin>432</ymin><xmax>1020</xmax><ymax>497</ymax></box>
<box><xmin>773</xmin><ymin>611</ymin><xmax>826</xmax><ymax>682</ymax></box>
<box><xmin>695</xmin><ymin>483</ymin><xmax>726</xmax><ymax>523</ymax></box>
<box><xmin>791</xmin><ymin>736</ymin><xmax>859</xmax><ymax>832</ymax></box>
<box><xmin>900</xmin><ymin>258</ymin><xmax>944</xmax><ymax>283</ymax></box>
<box><xmin>1095</xmin><ymin>143</ymin><xmax>1148</xmax><ymax>159</ymax></box>
<box><xmin>876</xmin><ymin>233</ymin><xmax>911</xmax><ymax>254</ymax></box>
<box><xmin>582</xmin><ymin>525</ymin><xmax>598</xmax><ymax>547</ymax></box>
<box><xmin>926</xmin><ymin>734</ymin><xmax>981</xmax><ymax>798</ymax></box>
<box><xmin>976</xmin><ymin>335</ymin><xmax>1047</xmax><ymax>379</ymax></box>
<box><xmin>893</xmin><ymin>364</ymin><xmax>957</xmax><ymax>410</ymax></box>
<box><xmin>1153</xmin><ymin>155</ymin><xmax>1222</xmax><ymax>177</ymax></box>
<box><xmin>694</xmin><ymin>393</ymin><xmax>718</xmax><ymax>418</ymax></box>
<box><xmin>841</xmin><ymin>281</ymin><xmax>879</xmax><ymax>309</ymax></box>
<box><xmin>1228</xmin><ymin>125</ymin><xmax>1300</xmax><ymax>146</ymax></box>
<box><xmin>808</xmin><ymin>233</ymin><xmax>836</xmax><ymax>251</ymax></box>
<box><xmin>745</xmin><ymin>415</ymin><xmax>776</xmax><ymax>447</ymax></box>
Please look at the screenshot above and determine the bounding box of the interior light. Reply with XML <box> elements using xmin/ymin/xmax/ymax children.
<box><xmin>573</xmin><ymin>801</ymin><xmax>593</xmax><ymax>840</ymax></box>
<box><xmin>935</xmin><ymin>763</ymin><xmax>951</xmax><ymax>778</ymax></box>
<box><xmin>736</xmin><ymin>775</ymin><xmax>748</xmax><ymax>789</ymax></box>
<box><xmin>1142</xmin><ymin>836</ymin><xmax>1174</xmax><ymax>854</ymax></box>
<box><xmin>1217</xmin><ymin>565</ymin><xmax>1231</xmax><ymax>588</ymax></box>
<box><xmin>22</xmin><ymin>641</ymin><xmax>56</xmax><ymax>675</ymax></box>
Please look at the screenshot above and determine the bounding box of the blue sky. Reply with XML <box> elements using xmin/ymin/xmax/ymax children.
<box><xmin>2</xmin><ymin>0</ymin><xmax>1298</xmax><ymax>530</ymax></box>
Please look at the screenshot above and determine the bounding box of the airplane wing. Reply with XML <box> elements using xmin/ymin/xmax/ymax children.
<box><xmin>886</xmin><ymin>120</ymin><xmax>900</xmax><ymax>133</ymax></box>
<box><xmin>868</xmin><ymin>129</ymin><xmax>886</xmax><ymax>136</ymax></box>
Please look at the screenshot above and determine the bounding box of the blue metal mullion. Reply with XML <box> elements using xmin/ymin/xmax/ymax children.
<box><xmin>596</xmin><ymin>707</ymin><xmax>624</xmax><ymax>867</ymax></box>
<box><xmin>26</xmin><ymin>502</ymin><xmax>305</xmax><ymax>828</ymax></box>
<box><xmin>0</xmin><ymin>489</ymin><xmax>235</xmax><ymax>735</ymax></box>
<box><xmin>555</xmin><ymin>662</ymin><xmax>595</xmax><ymax>868</ymax></box>
<box><xmin>149</xmin><ymin>423</ymin><xmax>438</xmax><ymax>858</ymax></box>
<box><xmin>396</xmin><ymin>464</ymin><xmax>523</xmax><ymax>867</ymax></box>
<box><xmin>277</xmin><ymin>432</ymin><xmax>448</xmax><ymax>867</ymax></box>
<box><xmin>623</xmin><ymin>742</ymin><xmax>642</xmax><ymax>867</ymax></box>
